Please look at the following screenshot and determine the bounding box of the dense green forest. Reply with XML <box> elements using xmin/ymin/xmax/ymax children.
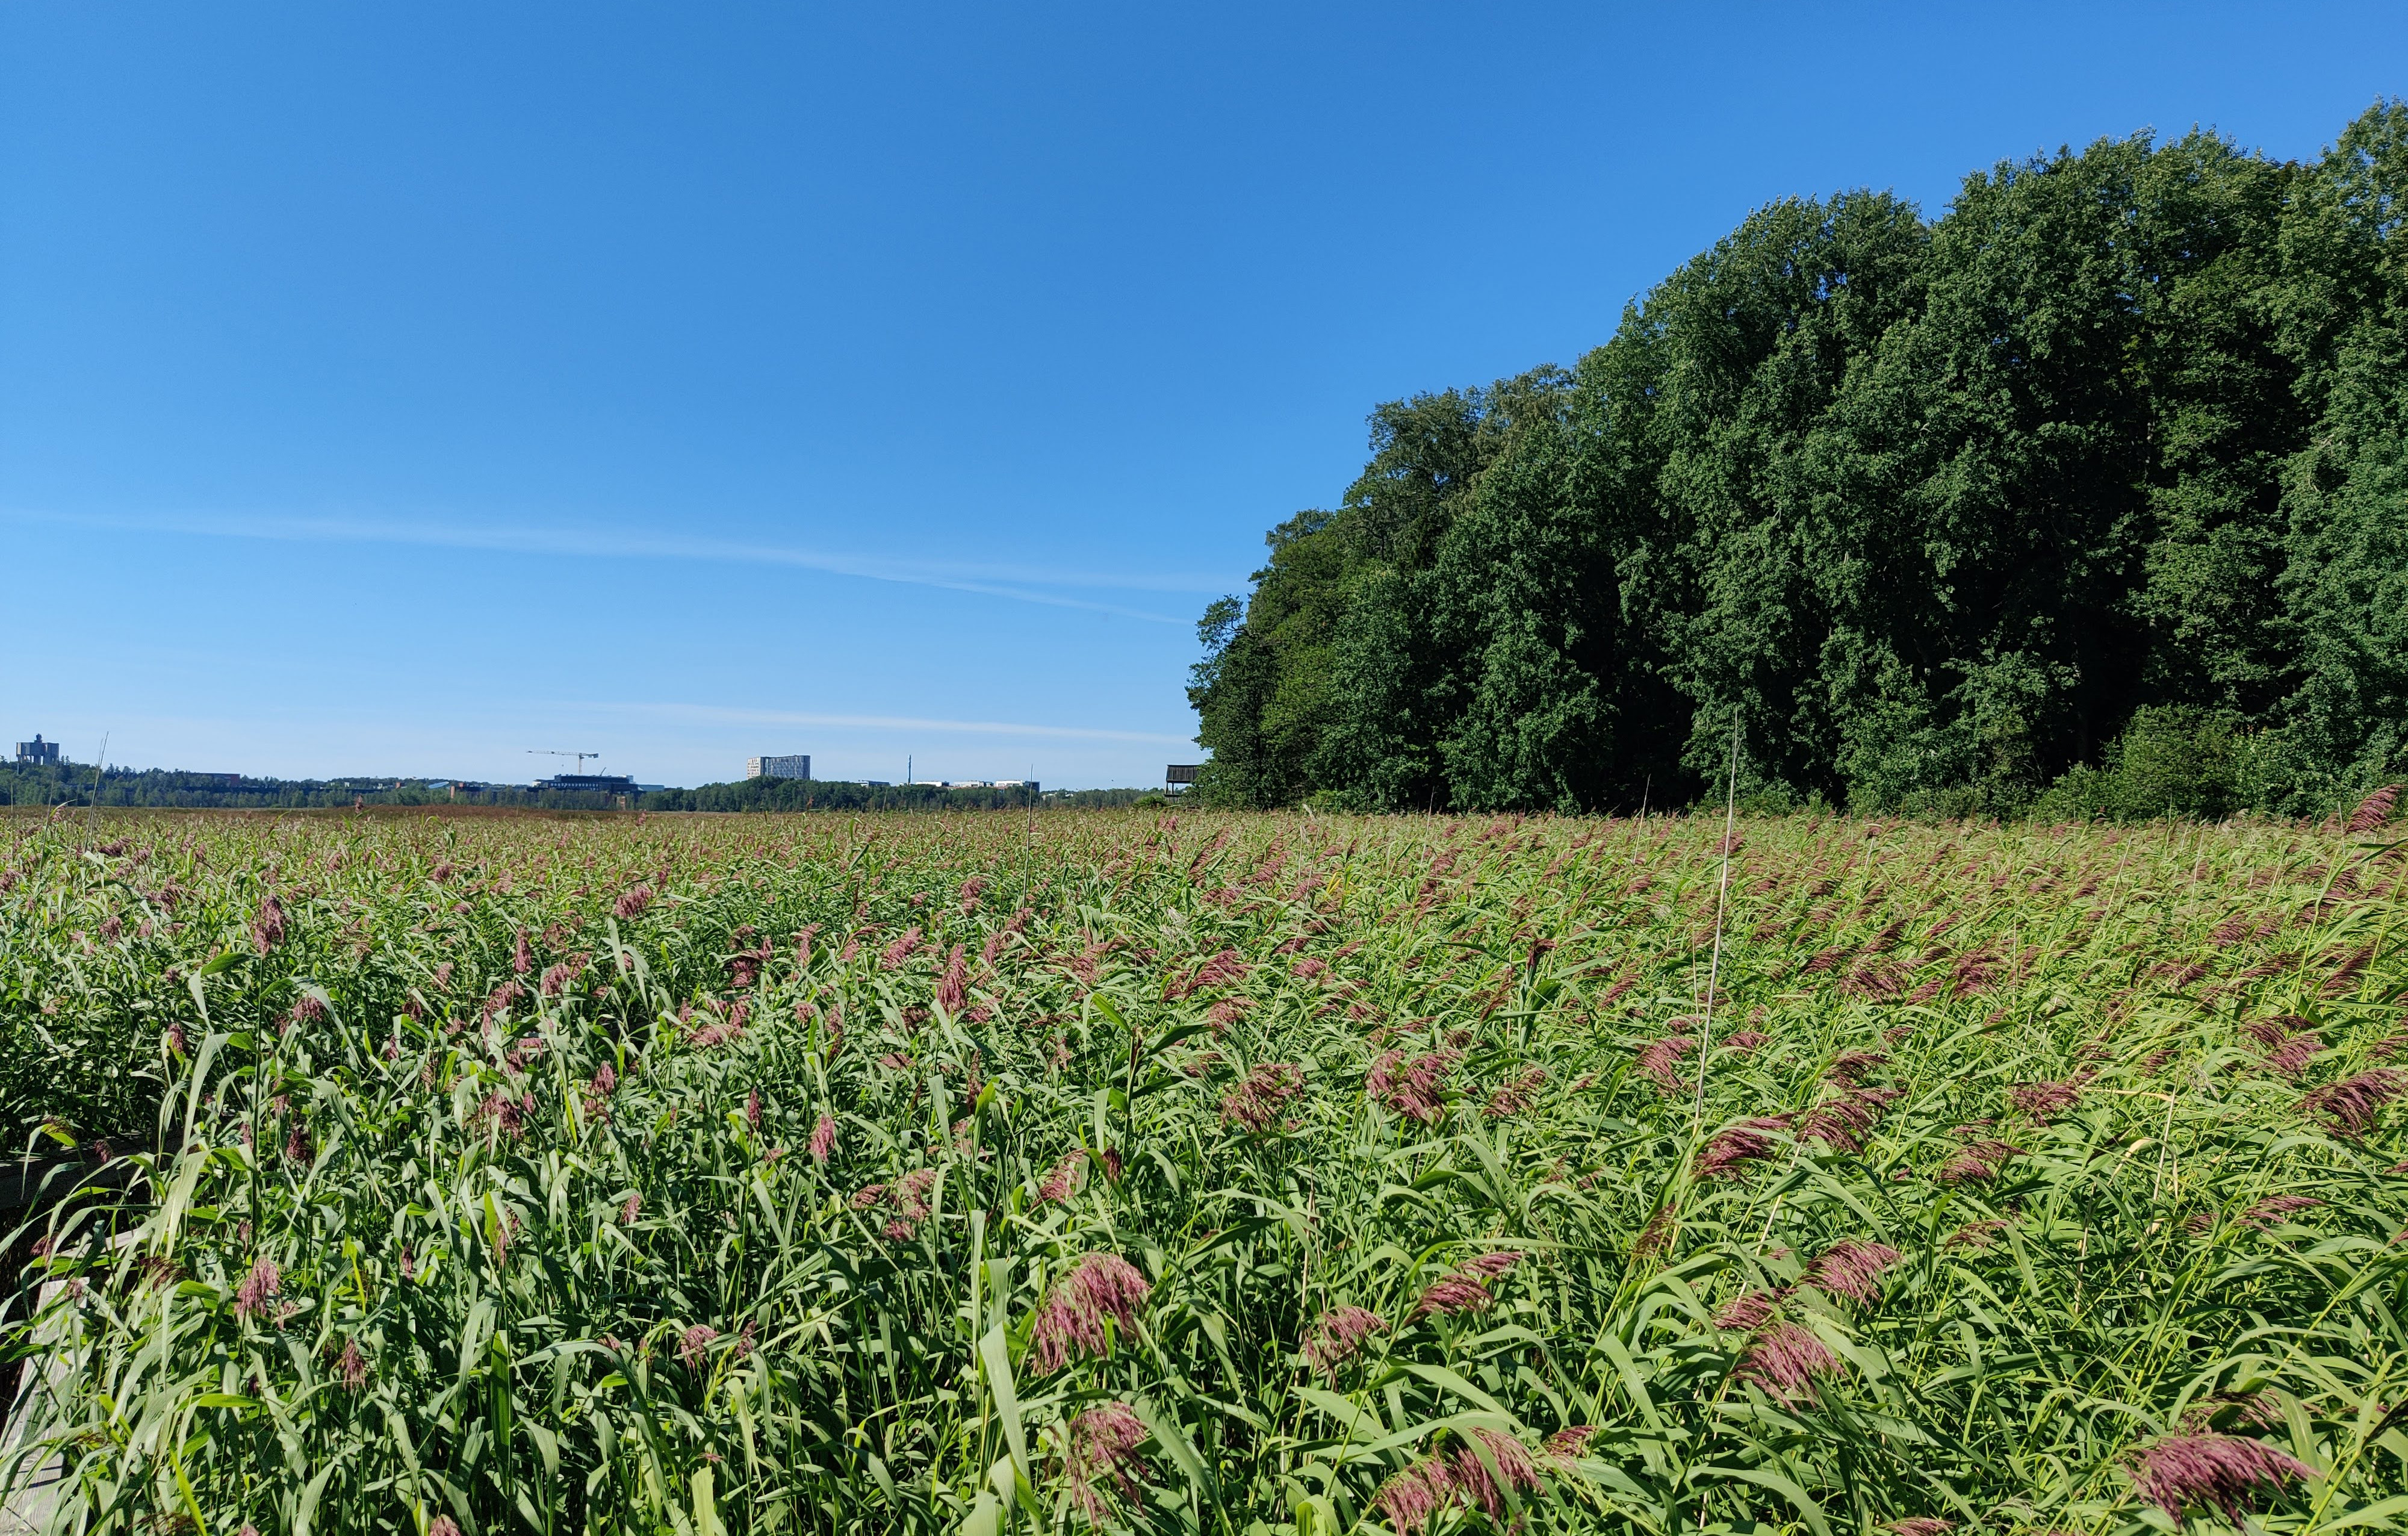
<box><xmin>1190</xmin><ymin>104</ymin><xmax>2408</xmax><ymax>818</ymax></box>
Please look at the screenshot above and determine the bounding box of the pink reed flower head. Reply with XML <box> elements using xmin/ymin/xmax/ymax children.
<box><xmin>1368</xmin><ymin>1048</ymin><xmax>1458</xmax><ymax>1121</ymax></box>
<box><xmin>1037</xmin><ymin>1151</ymin><xmax>1087</xmax><ymax>1203</ymax></box>
<box><xmin>1636</xmin><ymin>1034</ymin><xmax>1698</xmax><ymax>1093</ymax></box>
<box><xmin>1543</xmin><ymin>1425</ymin><xmax>1598</xmax><ymax>1461</ymax></box>
<box><xmin>2241</xmin><ymin>1016</ymin><xmax>2297</xmax><ymax>1046</ymax></box>
<box><xmin>428</xmin><ymin>1519</ymin><xmax>462</xmax><ymax>1536</ymax></box>
<box><xmin>936</xmin><ymin>944</ymin><xmax>969</xmax><ymax>1013</ymax></box>
<box><xmin>808</xmin><ymin>1112</ymin><xmax>836</xmax><ymax>1164</ymax></box>
<box><xmin>1826</xmin><ymin>1050</ymin><xmax>1888</xmax><ymax>1084</ymax></box>
<box><xmin>1191</xmin><ymin>948</ymin><xmax>1252</xmax><ymax>994</ymax></box>
<box><xmin>1028</xmin><ymin>1252</ymin><xmax>1153</xmax><ymax>1373</ymax></box>
<box><xmin>1939</xmin><ymin>1137</ymin><xmax>2025</xmax><ymax>1184</ymax></box>
<box><xmin>1410</xmin><ymin>1275</ymin><xmax>1494</xmax><ymax>1321</ymax></box>
<box><xmin>1063</xmin><ymin>1401</ymin><xmax>1153</xmax><ymax>1522</ymax></box>
<box><xmin>475</xmin><ymin>1092</ymin><xmax>529</xmax><ymax>1142</ymax></box>
<box><xmin>1945</xmin><ymin>1219</ymin><xmax>2008</xmax><ymax>1250</ymax></box>
<box><xmin>1803</xmin><ymin>1238</ymin><xmax>1903</xmax><ymax>1304</ymax></box>
<box><xmin>1371</xmin><ymin>1458</ymin><xmax>1457</xmax><ymax>1536</ymax></box>
<box><xmin>336</xmin><ymin>1337</ymin><xmax>368</xmax><ymax>1390</ymax></box>
<box><xmin>2011</xmin><ymin>1080</ymin><xmax>2081</xmax><ymax>1120</ymax></box>
<box><xmin>746</xmin><ymin>1088</ymin><xmax>763</xmax><ymax>1131</ymax></box>
<box><xmin>2264</xmin><ymin>1033</ymin><xmax>2325</xmax><ymax>1077</ymax></box>
<box><xmin>1221</xmin><ymin>1062</ymin><xmax>1305</xmax><ymax>1132</ymax></box>
<box><xmin>678</xmin><ymin>1323</ymin><xmax>719</xmax><ymax>1368</ymax></box>
<box><xmin>1801</xmin><ymin>1086</ymin><xmax>1900</xmax><ymax>1154</ymax></box>
<box><xmin>1456</xmin><ymin>1251</ymin><xmax>1522</xmax><ymax>1279</ymax></box>
<box><xmin>1483</xmin><ymin>1065</ymin><xmax>1548</xmax><ymax>1117</ymax></box>
<box><xmin>2181</xmin><ymin>1393</ymin><xmax>2283</xmax><ymax>1432</ymax></box>
<box><xmin>881</xmin><ymin>925</ymin><xmax>923</xmax><ymax>970</ymax></box>
<box><xmin>1451</xmin><ymin>1428</ymin><xmax>1542</xmax><ymax>1519</ymax></box>
<box><xmin>2304</xmin><ymin>1069</ymin><xmax>2407</xmax><ymax>1136</ymax></box>
<box><xmin>1887</xmin><ymin>1520</ymin><xmax>1954</xmax><ymax>1536</ymax></box>
<box><xmin>1713</xmin><ymin>1287</ymin><xmax>1787</xmax><ymax>1331</ymax></box>
<box><xmin>2347</xmin><ymin>783</ymin><xmax>2400</xmax><ymax>835</ymax></box>
<box><xmin>1633</xmin><ymin>1204</ymin><xmax>1678</xmax><ymax>1260</ymax></box>
<box><xmin>1696</xmin><ymin>1117</ymin><xmax>1790</xmax><ymax>1180</ymax></box>
<box><xmin>233</xmin><ymin>1256</ymin><xmax>281</xmax><ymax>1320</ymax></box>
<box><xmin>1733</xmin><ymin>1320</ymin><xmax>1840</xmax><ymax>1402</ymax></box>
<box><xmin>891</xmin><ymin>1168</ymin><xmax>937</xmax><ymax>1221</ymax></box>
<box><xmin>2129</xmin><ymin>1432</ymin><xmax>2315</xmax><ymax>1520</ymax></box>
<box><xmin>512</xmin><ymin>931</ymin><xmax>533</xmax><ymax>975</ymax></box>
<box><xmin>1303</xmin><ymin>1305</ymin><xmax>1387</xmax><ymax>1374</ymax></box>
<box><xmin>250</xmin><ymin>894</ymin><xmax>285</xmax><ymax>954</ymax></box>
<box><xmin>2235</xmin><ymin>1195</ymin><xmax>2323</xmax><ymax>1230</ymax></box>
<box><xmin>613</xmin><ymin>884</ymin><xmax>653</xmax><ymax>919</ymax></box>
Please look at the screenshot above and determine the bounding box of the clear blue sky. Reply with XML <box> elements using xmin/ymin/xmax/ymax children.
<box><xmin>5</xmin><ymin>3</ymin><xmax>2402</xmax><ymax>789</ymax></box>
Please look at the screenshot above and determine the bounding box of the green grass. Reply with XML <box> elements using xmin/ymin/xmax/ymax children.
<box><xmin>2</xmin><ymin>806</ymin><xmax>2404</xmax><ymax>1535</ymax></box>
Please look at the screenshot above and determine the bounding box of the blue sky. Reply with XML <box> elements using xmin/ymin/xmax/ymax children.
<box><xmin>4</xmin><ymin>2</ymin><xmax>2403</xmax><ymax>789</ymax></box>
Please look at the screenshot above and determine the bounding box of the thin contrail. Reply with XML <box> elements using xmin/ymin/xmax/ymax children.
<box><xmin>0</xmin><ymin>507</ymin><xmax>1233</xmax><ymax>622</ymax></box>
<box><xmin>577</xmin><ymin>700</ymin><xmax>1196</xmax><ymax>746</ymax></box>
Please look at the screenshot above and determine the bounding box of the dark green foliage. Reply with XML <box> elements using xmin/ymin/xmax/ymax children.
<box><xmin>0</xmin><ymin>762</ymin><xmax>634</xmax><ymax>812</ymax></box>
<box><xmin>2030</xmin><ymin>706</ymin><xmax>2252</xmax><ymax>823</ymax></box>
<box><xmin>0</xmin><ymin>765</ymin><xmax>1058</xmax><ymax>815</ymax></box>
<box><xmin>647</xmin><ymin>779</ymin><xmax>1042</xmax><ymax>812</ymax></box>
<box><xmin>1193</xmin><ymin>104</ymin><xmax>2408</xmax><ymax>816</ymax></box>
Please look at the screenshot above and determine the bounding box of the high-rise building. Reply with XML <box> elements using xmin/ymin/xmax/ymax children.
<box><xmin>746</xmin><ymin>754</ymin><xmax>811</xmax><ymax>781</ymax></box>
<box><xmin>14</xmin><ymin>734</ymin><xmax>61</xmax><ymax>766</ymax></box>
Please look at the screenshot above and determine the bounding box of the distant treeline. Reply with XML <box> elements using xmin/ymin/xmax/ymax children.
<box><xmin>643</xmin><ymin>779</ymin><xmax>1043</xmax><ymax>812</ymax></box>
<box><xmin>641</xmin><ymin>780</ymin><xmax>1167</xmax><ymax>812</ymax></box>
<box><xmin>1191</xmin><ymin>104</ymin><xmax>2408</xmax><ymax>821</ymax></box>
<box><xmin>0</xmin><ymin>763</ymin><xmax>1164</xmax><ymax>815</ymax></box>
<box><xmin>0</xmin><ymin>763</ymin><xmax>633</xmax><ymax>812</ymax></box>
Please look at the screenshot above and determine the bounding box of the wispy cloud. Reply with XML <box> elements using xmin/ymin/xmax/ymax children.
<box><xmin>581</xmin><ymin>700</ymin><xmax>1197</xmax><ymax>746</ymax></box>
<box><xmin>1</xmin><ymin>507</ymin><xmax>1238</xmax><ymax>623</ymax></box>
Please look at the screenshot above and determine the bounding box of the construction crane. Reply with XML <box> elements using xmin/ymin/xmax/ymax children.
<box><xmin>529</xmin><ymin>750</ymin><xmax>602</xmax><ymax>774</ymax></box>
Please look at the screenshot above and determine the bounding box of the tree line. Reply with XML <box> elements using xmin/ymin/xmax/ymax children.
<box><xmin>0</xmin><ymin>763</ymin><xmax>636</xmax><ymax>812</ymax></box>
<box><xmin>0</xmin><ymin>762</ymin><xmax>1126</xmax><ymax>815</ymax></box>
<box><xmin>646</xmin><ymin>779</ymin><xmax>1045</xmax><ymax>812</ymax></box>
<box><xmin>1189</xmin><ymin>104</ymin><xmax>2408</xmax><ymax>819</ymax></box>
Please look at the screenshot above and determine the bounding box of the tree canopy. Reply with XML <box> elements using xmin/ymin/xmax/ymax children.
<box><xmin>1190</xmin><ymin>105</ymin><xmax>2408</xmax><ymax>818</ymax></box>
